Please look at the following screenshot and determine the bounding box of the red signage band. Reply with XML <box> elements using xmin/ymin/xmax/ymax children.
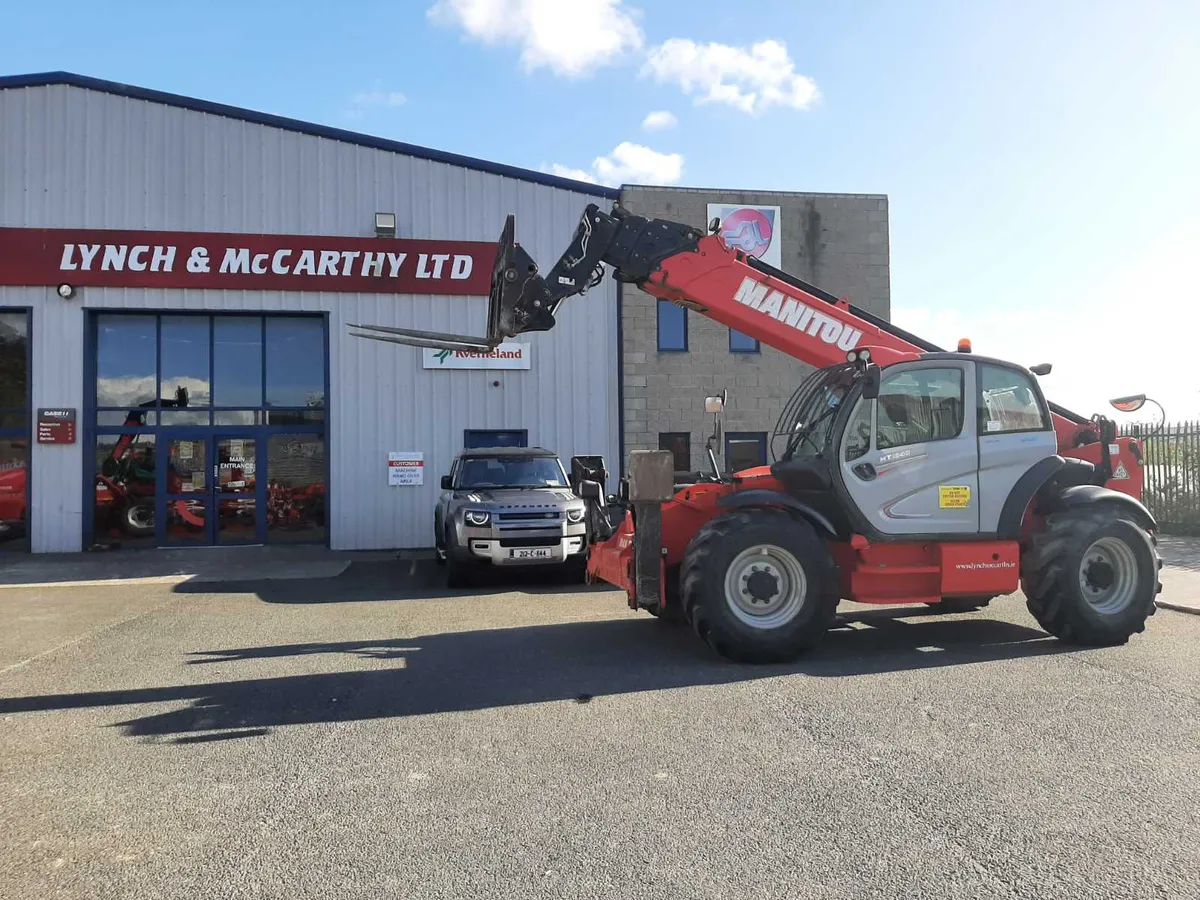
<box><xmin>0</xmin><ymin>228</ymin><xmax>496</xmax><ymax>296</ymax></box>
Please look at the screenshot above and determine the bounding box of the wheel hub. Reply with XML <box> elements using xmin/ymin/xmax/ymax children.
<box><xmin>1078</xmin><ymin>536</ymin><xmax>1139</xmax><ymax>615</ymax></box>
<box><xmin>723</xmin><ymin>544</ymin><xmax>809</xmax><ymax>630</ymax></box>
<box><xmin>743</xmin><ymin>567</ymin><xmax>781</xmax><ymax>604</ymax></box>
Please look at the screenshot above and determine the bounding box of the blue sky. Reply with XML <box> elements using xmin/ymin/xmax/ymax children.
<box><xmin>4</xmin><ymin>0</ymin><xmax>1199</xmax><ymax>419</ymax></box>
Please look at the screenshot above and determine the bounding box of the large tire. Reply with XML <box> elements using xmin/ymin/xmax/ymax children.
<box><xmin>680</xmin><ymin>509</ymin><xmax>839</xmax><ymax>663</ymax></box>
<box><xmin>1021</xmin><ymin>504</ymin><xmax>1161</xmax><ymax>646</ymax></box>
<box><xmin>121</xmin><ymin>502</ymin><xmax>155</xmax><ymax>538</ymax></box>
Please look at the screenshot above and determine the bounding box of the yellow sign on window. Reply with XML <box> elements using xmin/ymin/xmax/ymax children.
<box><xmin>939</xmin><ymin>485</ymin><xmax>971</xmax><ymax>509</ymax></box>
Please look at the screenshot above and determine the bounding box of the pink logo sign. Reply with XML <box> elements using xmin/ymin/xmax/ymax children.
<box><xmin>719</xmin><ymin>208</ymin><xmax>775</xmax><ymax>258</ymax></box>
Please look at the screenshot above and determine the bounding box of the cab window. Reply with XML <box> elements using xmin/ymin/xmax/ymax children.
<box><xmin>844</xmin><ymin>400</ymin><xmax>873</xmax><ymax>461</ymax></box>
<box><xmin>978</xmin><ymin>365</ymin><xmax>1049</xmax><ymax>433</ymax></box>
<box><xmin>875</xmin><ymin>367</ymin><xmax>964</xmax><ymax>450</ymax></box>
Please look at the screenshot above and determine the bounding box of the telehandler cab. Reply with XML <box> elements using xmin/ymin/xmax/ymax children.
<box><xmin>350</xmin><ymin>204</ymin><xmax>1162</xmax><ymax>663</ymax></box>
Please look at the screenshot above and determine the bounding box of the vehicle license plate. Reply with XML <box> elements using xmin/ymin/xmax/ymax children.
<box><xmin>512</xmin><ymin>548</ymin><xmax>553</xmax><ymax>560</ymax></box>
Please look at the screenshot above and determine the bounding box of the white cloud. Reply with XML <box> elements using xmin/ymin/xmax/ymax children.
<box><xmin>545</xmin><ymin>141</ymin><xmax>684</xmax><ymax>187</ymax></box>
<box><xmin>641</xmin><ymin>38</ymin><xmax>819</xmax><ymax>115</ymax></box>
<box><xmin>641</xmin><ymin>110</ymin><xmax>678</xmax><ymax>131</ymax></box>
<box><xmin>428</xmin><ymin>0</ymin><xmax>643</xmax><ymax>78</ymax></box>
<box><xmin>350</xmin><ymin>89</ymin><xmax>408</xmax><ymax>108</ymax></box>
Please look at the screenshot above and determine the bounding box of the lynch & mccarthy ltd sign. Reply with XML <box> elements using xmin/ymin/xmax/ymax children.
<box><xmin>0</xmin><ymin>228</ymin><xmax>495</xmax><ymax>296</ymax></box>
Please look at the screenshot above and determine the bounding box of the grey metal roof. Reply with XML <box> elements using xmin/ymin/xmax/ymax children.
<box><xmin>0</xmin><ymin>71</ymin><xmax>621</xmax><ymax>199</ymax></box>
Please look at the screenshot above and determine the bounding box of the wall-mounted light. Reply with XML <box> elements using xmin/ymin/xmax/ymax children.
<box><xmin>374</xmin><ymin>212</ymin><xmax>396</xmax><ymax>238</ymax></box>
<box><xmin>56</xmin><ymin>283</ymin><xmax>76</xmax><ymax>300</ymax></box>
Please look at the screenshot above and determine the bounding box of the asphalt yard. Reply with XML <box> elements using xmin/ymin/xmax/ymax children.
<box><xmin>2</xmin><ymin>556</ymin><xmax>1198</xmax><ymax>899</ymax></box>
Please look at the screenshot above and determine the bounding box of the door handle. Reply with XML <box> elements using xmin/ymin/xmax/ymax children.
<box><xmin>853</xmin><ymin>462</ymin><xmax>877</xmax><ymax>481</ymax></box>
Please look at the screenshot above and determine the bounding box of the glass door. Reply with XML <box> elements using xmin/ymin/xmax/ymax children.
<box><xmin>158</xmin><ymin>433</ymin><xmax>261</xmax><ymax>545</ymax></box>
<box><xmin>161</xmin><ymin>432</ymin><xmax>210</xmax><ymax>545</ymax></box>
<box><xmin>213</xmin><ymin>435</ymin><xmax>259</xmax><ymax>545</ymax></box>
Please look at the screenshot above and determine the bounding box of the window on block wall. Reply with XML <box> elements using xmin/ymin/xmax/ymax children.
<box><xmin>658</xmin><ymin>432</ymin><xmax>691</xmax><ymax>473</ymax></box>
<box><xmin>729</xmin><ymin>329</ymin><xmax>760</xmax><ymax>353</ymax></box>
<box><xmin>657</xmin><ymin>300</ymin><xmax>687</xmax><ymax>352</ymax></box>
<box><xmin>724</xmin><ymin>432</ymin><xmax>768</xmax><ymax>473</ymax></box>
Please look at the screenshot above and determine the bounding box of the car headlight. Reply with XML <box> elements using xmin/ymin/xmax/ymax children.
<box><xmin>464</xmin><ymin>510</ymin><xmax>491</xmax><ymax>527</ymax></box>
<box><xmin>566</xmin><ymin>508</ymin><xmax>585</xmax><ymax>524</ymax></box>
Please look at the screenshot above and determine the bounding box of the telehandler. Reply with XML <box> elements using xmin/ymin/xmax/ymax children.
<box><xmin>350</xmin><ymin>204</ymin><xmax>1162</xmax><ymax>663</ymax></box>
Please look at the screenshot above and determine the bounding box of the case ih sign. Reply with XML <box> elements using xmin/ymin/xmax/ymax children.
<box><xmin>0</xmin><ymin>228</ymin><xmax>496</xmax><ymax>296</ymax></box>
<box><xmin>37</xmin><ymin>408</ymin><xmax>77</xmax><ymax>445</ymax></box>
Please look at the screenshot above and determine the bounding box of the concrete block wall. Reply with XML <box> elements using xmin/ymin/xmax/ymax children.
<box><xmin>618</xmin><ymin>185</ymin><xmax>891</xmax><ymax>472</ymax></box>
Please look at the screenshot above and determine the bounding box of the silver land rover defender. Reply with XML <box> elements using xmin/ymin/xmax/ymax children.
<box><xmin>434</xmin><ymin>447</ymin><xmax>589</xmax><ymax>586</ymax></box>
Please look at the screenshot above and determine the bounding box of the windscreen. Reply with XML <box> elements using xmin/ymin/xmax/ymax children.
<box><xmin>455</xmin><ymin>456</ymin><xmax>568</xmax><ymax>489</ymax></box>
<box><xmin>772</xmin><ymin>363</ymin><xmax>860</xmax><ymax>462</ymax></box>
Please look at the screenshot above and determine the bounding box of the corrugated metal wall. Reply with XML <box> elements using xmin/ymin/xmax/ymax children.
<box><xmin>0</xmin><ymin>84</ymin><xmax>620</xmax><ymax>552</ymax></box>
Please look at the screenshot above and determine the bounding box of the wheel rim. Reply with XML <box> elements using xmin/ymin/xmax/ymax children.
<box><xmin>723</xmin><ymin>544</ymin><xmax>808</xmax><ymax>630</ymax></box>
<box><xmin>1078</xmin><ymin>536</ymin><xmax>1139</xmax><ymax>615</ymax></box>
<box><xmin>127</xmin><ymin>505</ymin><xmax>154</xmax><ymax>529</ymax></box>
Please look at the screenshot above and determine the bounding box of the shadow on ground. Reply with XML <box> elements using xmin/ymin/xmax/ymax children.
<box><xmin>0</xmin><ymin>607</ymin><xmax>1085</xmax><ymax>743</ymax></box>
<box><xmin>171</xmin><ymin>557</ymin><xmax>612</xmax><ymax>602</ymax></box>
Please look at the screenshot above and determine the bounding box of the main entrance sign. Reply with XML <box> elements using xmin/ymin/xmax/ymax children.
<box><xmin>0</xmin><ymin>228</ymin><xmax>495</xmax><ymax>296</ymax></box>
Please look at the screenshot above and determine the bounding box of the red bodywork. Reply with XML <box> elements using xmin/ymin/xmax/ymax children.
<box><xmin>587</xmin><ymin>234</ymin><xmax>1146</xmax><ymax>609</ymax></box>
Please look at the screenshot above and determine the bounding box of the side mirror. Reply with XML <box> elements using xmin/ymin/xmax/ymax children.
<box><xmin>705</xmin><ymin>393</ymin><xmax>726</xmax><ymax>414</ymax></box>
<box><xmin>578</xmin><ymin>479</ymin><xmax>603</xmax><ymax>501</ymax></box>
<box><xmin>862</xmin><ymin>364</ymin><xmax>881</xmax><ymax>400</ymax></box>
<box><xmin>1030</xmin><ymin>363</ymin><xmax>1052</xmax><ymax>376</ymax></box>
<box><xmin>440</xmin><ymin>475</ymin><xmax>453</xmax><ymax>490</ymax></box>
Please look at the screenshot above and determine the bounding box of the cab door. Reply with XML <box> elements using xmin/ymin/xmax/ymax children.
<box><xmin>838</xmin><ymin>361</ymin><xmax>981</xmax><ymax>536</ymax></box>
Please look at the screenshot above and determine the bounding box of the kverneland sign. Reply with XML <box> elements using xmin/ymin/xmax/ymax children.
<box><xmin>0</xmin><ymin>227</ymin><xmax>495</xmax><ymax>295</ymax></box>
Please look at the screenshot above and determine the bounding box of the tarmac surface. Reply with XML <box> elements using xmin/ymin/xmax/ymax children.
<box><xmin>1</xmin><ymin>555</ymin><xmax>1198</xmax><ymax>899</ymax></box>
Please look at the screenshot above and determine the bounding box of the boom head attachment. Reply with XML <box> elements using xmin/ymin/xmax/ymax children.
<box><xmin>347</xmin><ymin>214</ymin><xmax>560</xmax><ymax>352</ymax></box>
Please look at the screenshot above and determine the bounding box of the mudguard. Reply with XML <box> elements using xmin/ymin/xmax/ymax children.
<box><xmin>1042</xmin><ymin>483</ymin><xmax>1158</xmax><ymax>532</ymax></box>
<box><xmin>717</xmin><ymin>489</ymin><xmax>839</xmax><ymax>538</ymax></box>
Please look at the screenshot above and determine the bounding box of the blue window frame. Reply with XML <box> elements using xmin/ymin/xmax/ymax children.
<box><xmin>464</xmin><ymin>429</ymin><xmax>528</xmax><ymax>449</ymax></box>
<box><xmin>724</xmin><ymin>431</ymin><xmax>768</xmax><ymax>473</ymax></box>
<box><xmin>729</xmin><ymin>329</ymin><xmax>760</xmax><ymax>353</ymax></box>
<box><xmin>85</xmin><ymin>311</ymin><xmax>329</xmax><ymax>549</ymax></box>
<box><xmin>657</xmin><ymin>300</ymin><xmax>688</xmax><ymax>352</ymax></box>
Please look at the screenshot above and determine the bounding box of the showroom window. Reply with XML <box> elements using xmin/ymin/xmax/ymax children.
<box><xmin>725</xmin><ymin>432</ymin><xmax>768</xmax><ymax>473</ymax></box>
<box><xmin>657</xmin><ymin>300</ymin><xmax>688</xmax><ymax>352</ymax></box>
<box><xmin>464</xmin><ymin>429</ymin><xmax>529</xmax><ymax>449</ymax></box>
<box><xmin>658</xmin><ymin>432</ymin><xmax>691</xmax><ymax>473</ymax></box>
<box><xmin>729</xmin><ymin>329</ymin><xmax>760</xmax><ymax>353</ymax></box>
<box><xmin>0</xmin><ymin>310</ymin><xmax>30</xmax><ymax>552</ymax></box>
<box><xmin>90</xmin><ymin>313</ymin><xmax>327</xmax><ymax>548</ymax></box>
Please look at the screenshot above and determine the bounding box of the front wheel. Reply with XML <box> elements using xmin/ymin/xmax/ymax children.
<box><xmin>1021</xmin><ymin>505</ymin><xmax>1161</xmax><ymax>646</ymax></box>
<box><xmin>680</xmin><ymin>509</ymin><xmax>839</xmax><ymax>663</ymax></box>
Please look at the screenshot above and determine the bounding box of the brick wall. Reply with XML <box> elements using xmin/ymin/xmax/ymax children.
<box><xmin>618</xmin><ymin>185</ymin><xmax>891</xmax><ymax>474</ymax></box>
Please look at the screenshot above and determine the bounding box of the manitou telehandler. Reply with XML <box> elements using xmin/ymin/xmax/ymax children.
<box><xmin>351</xmin><ymin>204</ymin><xmax>1162</xmax><ymax>663</ymax></box>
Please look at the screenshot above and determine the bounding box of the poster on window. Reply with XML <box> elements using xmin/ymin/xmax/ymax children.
<box><xmin>388</xmin><ymin>452</ymin><xmax>424</xmax><ymax>486</ymax></box>
<box><xmin>706</xmin><ymin>204</ymin><xmax>782</xmax><ymax>269</ymax></box>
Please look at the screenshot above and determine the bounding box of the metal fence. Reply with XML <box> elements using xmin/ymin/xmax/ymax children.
<box><xmin>1119</xmin><ymin>421</ymin><xmax>1200</xmax><ymax>534</ymax></box>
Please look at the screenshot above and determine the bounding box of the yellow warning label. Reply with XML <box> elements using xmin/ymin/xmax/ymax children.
<box><xmin>939</xmin><ymin>485</ymin><xmax>971</xmax><ymax>509</ymax></box>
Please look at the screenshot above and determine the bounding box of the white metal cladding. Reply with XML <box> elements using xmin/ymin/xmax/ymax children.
<box><xmin>0</xmin><ymin>83</ymin><xmax>620</xmax><ymax>552</ymax></box>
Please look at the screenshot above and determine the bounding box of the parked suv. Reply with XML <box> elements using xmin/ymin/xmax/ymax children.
<box><xmin>434</xmin><ymin>447</ymin><xmax>589</xmax><ymax>586</ymax></box>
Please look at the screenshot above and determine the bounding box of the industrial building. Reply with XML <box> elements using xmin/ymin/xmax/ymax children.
<box><xmin>0</xmin><ymin>72</ymin><xmax>888</xmax><ymax>555</ymax></box>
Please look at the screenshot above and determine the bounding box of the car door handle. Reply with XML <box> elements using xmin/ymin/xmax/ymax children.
<box><xmin>853</xmin><ymin>463</ymin><xmax>877</xmax><ymax>481</ymax></box>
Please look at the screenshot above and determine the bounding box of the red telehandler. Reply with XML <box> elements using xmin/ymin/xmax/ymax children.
<box><xmin>350</xmin><ymin>204</ymin><xmax>1162</xmax><ymax>663</ymax></box>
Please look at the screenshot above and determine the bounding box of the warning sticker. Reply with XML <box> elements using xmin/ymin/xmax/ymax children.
<box><xmin>1113</xmin><ymin>461</ymin><xmax>1129</xmax><ymax>480</ymax></box>
<box><xmin>939</xmin><ymin>485</ymin><xmax>972</xmax><ymax>509</ymax></box>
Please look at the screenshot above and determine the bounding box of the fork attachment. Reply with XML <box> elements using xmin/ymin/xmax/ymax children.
<box><xmin>348</xmin><ymin>204</ymin><xmax>700</xmax><ymax>350</ymax></box>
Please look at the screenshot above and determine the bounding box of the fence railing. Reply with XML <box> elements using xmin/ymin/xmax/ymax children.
<box><xmin>1118</xmin><ymin>421</ymin><xmax>1200</xmax><ymax>534</ymax></box>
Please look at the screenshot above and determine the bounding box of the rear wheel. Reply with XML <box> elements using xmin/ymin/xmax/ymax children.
<box><xmin>1021</xmin><ymin>505</ymin><xmax>1161</xmax><ymax>645</ymax></box>
<box><xmin>680</xmin><ymin>509</ymin><xmax>839</xmax><ymax>663</ymax></box>
<box><xmin>122</xmin><ymin>502</ymin><xmax>155</xmax><ymax>538</ymax></box>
